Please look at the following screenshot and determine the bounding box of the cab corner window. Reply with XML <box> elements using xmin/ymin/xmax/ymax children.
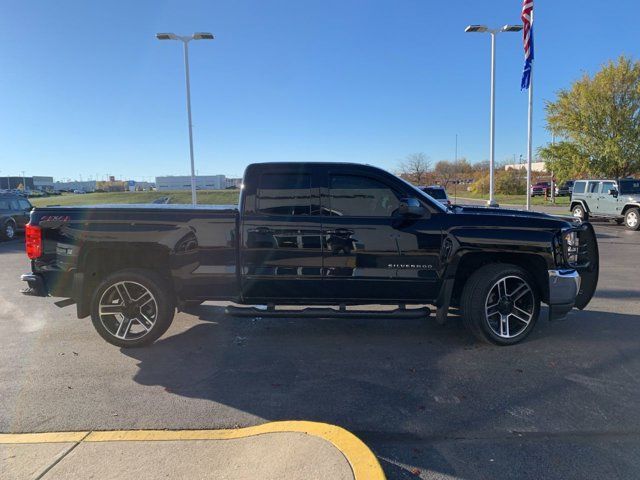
<box><xmin>328</xmin><ymin>174</ymin><xmax>400</xmax><ymax>217</ymax></box>
<box><xmin>573</xmin><ymin>181</ymin><xmax>586</xmax><ymax>194</ymax></box>
<box><xmin>257</xmin><ymin>173</ymin><xmax>312</xmax><ymax>216</ymax></box>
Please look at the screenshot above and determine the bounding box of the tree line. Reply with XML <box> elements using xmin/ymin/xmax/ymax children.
<box><xmin>398</xmin><ymin>55</ymin><xmax>640</xmax><ymax>193</ymax></box>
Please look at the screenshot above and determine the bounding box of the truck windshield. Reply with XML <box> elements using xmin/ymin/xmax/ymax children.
<box><xmin>619</xmin><ymin>179</ymin><xmax>640</xmax><ymax>194</ymax></box>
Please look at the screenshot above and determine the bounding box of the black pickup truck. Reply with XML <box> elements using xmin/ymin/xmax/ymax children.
<box><xmin>21</xmin><ymin>162</ymin><xmax>599</xmax><ymax>347</ymax></box>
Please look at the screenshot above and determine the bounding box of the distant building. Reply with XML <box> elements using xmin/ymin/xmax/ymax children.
<box><xmin>0</xmin><ymin>176</ymin><xmax>53</xmax><ymax>191</ymax></box>
<box><xmin>32</xmin><ymin>176</ymin><xmax>54</xmax><ymax>192</ymax></box>
<box><xmin>225</xmin><ymin>177</ymin><xmax>242</xmax><ymax>189</ymax></box>
<box><xmin>96</xmin><ymin>180</ymin><xmax>127</xmax><ymax>192</ymax></box>
<box><xmin>504</xmin><ymin>162</ymin><xmax>546</xmax><ymax>173</ymax></box>
<box><xmin>155</xmin><ymin>175</ymin><xmax>227</xmax><ymax>191</ymax></box>
<box><xmin>54</xmin><ymin>180</ymin><xmax>97</xmax><ymax>192</ymax></box>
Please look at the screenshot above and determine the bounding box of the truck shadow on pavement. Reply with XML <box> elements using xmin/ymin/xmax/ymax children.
<box><xmin>122</xmin><ymin>306</ymin><xmax>640</xmax><ymax>479</ymax></box>
<box><xmin>0</xmin><ymin>239</ymin><xmax>23</xmax><ymax>254</ymax></box>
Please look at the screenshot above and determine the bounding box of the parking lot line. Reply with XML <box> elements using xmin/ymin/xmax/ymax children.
<box><xmin>0</xmin><ymin>421</ymin><xmax>385</xmax><ymax>480</ymax></box>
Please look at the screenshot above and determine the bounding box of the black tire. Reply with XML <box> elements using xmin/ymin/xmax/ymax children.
<box><xmin>461</xmin><ymin>263</ymin><xmax>540</xmax><ymax>346</ymax></box>
<box><xmin>624</xmin><ymin>208</ymin><xmax>640</xmax><ymax>231</ymax></box>
<box><xmin>571</xmin><ymin>204</ymin><xmax>588</xmax><ymax>221</ymax></box>
<box><xmin>1</xmin><ymin>219</ymin><xmax>16</xmax><ymax>241</ymax></box>
<box><xmin>90</xmin><ymin>269</ymin><xmax>175</xmax><ymax>348</ymax></box>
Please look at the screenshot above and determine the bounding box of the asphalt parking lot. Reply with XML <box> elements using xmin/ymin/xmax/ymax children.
<box><xmin>1</xmin><ymin>220</ymin><xmax>639</xmax><ymax>479</ymax></box>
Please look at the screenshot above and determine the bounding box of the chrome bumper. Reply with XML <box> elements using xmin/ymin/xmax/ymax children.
<box><xmin>548</xmin><ymin>269</ymin><xmax>581</xmax><ymax>320</ymax></box>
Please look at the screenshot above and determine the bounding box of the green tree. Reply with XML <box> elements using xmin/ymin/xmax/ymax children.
<box><xmin>496</xmin><ymin>169</ymin><xmax>526</xmax><ymax>195</ymax></box>
<box><xmin>540</xmin><ymin>56</ymin><xmax>640</xmax><ymax>179</ymax></box>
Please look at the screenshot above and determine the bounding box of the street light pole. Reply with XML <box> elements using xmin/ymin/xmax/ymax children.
<box><xmin>465</xmin><ymin>24</ymin><xmax>523</xmax><ymax>208</ymax></box>
<box><xmin>181</xmin><ymin>40</ymin><xmax>197</xmax><ymax>206</ymax></box>
<box><xmin>489</xmin><ymin>31</ymin><xmax>497</xmax><ymax>207</ymax></box>
<box><xmin>156</xmin><ymin>32</ymin><xmax>215</xmax><ymax>206</ymax></box>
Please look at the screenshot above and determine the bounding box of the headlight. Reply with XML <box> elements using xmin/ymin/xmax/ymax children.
<box><xmin>564</xmin><ymin>231</ymin><xmax>579</xmax><ymax>265</ymax></box>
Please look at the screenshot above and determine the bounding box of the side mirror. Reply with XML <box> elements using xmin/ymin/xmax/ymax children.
<box><xmin>608</xmin><ymin>188</ymin><xmax>618</xmax><ymax>197</ymax></box>
<box><xmin>398</xmin><ymin>197</ymin><xmax>426</xmax><ymax>217</ymax></box>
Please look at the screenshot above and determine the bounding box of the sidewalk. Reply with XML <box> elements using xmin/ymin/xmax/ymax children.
<box><xmin>1</xmin><ymin>421</ymin><xmax>385</xmax><ymax>480</ymax></box>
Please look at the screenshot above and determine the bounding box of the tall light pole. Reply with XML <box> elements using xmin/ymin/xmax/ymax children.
<box><xmin>465</xmin><ymin>24</ymin><xmax>522</xmax><ymax>207</ymax></box>
<box><xmin>156</xmin><ymin>32</ymin><xmax>215</xmax><ymax>206</ymax></box>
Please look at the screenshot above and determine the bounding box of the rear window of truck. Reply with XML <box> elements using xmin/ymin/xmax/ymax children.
<box><xmin>257</xmin><ymin>173</ymin><xmax>312</xmax><ymax>216</ymax></box>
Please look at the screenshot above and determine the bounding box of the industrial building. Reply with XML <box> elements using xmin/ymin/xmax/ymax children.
<box><xmin>0</xmin><ymin>176</ymin><xmax>54</xmax><ymax>191</ymax></box>
<box><xmin>504</xmin><ymin>162</ymin><xmax>547</xmax><ymax>172</ymax></box>
<box><xmin>155</xmin><ymin>175</ymin><xmax>236</xmax><ymax>191</ymax></box>
<box><xmin>53</xmin><ymin>180</ymin><xmax>97</xmax><ymax>192</ymax></box>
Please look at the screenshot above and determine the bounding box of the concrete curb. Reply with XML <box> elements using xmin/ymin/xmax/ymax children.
<box><xmin>0</xmin><ymin>421</ymin><xmax>385</xmax><ymax>480</ymax></box>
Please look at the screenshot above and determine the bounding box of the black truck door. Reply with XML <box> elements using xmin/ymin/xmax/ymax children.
<box><xmin>239</xmin><ymin>165</ymin><xmax>324</xmax><ymax>302</ymax></box>
<box><xmin>320</xmin><ymin>169</ymin><xmax>443</xmax><ymax>302</ymax></box>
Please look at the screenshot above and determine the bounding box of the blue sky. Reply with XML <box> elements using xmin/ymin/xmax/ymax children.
<box><xmin>0</xmin><ymin>0</ymin><xmax>638</xmax><ymax>181</ymax></box>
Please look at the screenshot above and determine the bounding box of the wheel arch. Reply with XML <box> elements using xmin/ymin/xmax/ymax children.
<box><xmin>76</xmin><ymin>244</ymin><xmax>174</xmax><ymax>318</ymax></box>
<box><xmin>450</xmin><ymin>252</ymin><xmax>550</xmax><ymax>306</ymax></box>
<box><xmin>570</xmin><ymin>200</ymin><xmax>590</xmax><ymax>213</ymax></box>
<box><xmin>621</xmin><ymin>203</ymin><xmax>640</xmax><ymax>216</ymax></box>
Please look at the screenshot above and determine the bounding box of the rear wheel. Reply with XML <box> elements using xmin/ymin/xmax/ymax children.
<box><xmin>461</xmin><ymin>264</ymin><xmax>540</xmax><ymax>346</ymax></box>
<box><xmin>624</xmin><ymin>208</ymin><xmax>640</xmax><ymax>230</ymax></box>
<box><xmin>572</xmin><ymin>204</ymin><xmax>588</xmax><ymax>221</ymax></box>
<box><xmin>90</xmin><ymin>269</ymin><xmax>175</xmax><ymax>347</ymax></box>
<box><xmin>1</xmin><ymin>219</ymin><xmax>16</xmax><ymax>240</ymax></box>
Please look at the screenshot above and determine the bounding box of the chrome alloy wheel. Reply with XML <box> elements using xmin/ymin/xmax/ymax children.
<box><xmin>5</xmin><ymin>223</ymin><xmax>15</xmax><ymax>239</ymax></box>
<box><xmin>484</xmin><ymin>275</ymin><xmax>535</xmax><ymax>339</ymax></box>
<box><xmin>98</xmin><ymin>281</ymin><xmax>158</xmax><ymax>341</ymax></box>
<box><xmin>627</xmin><ymin>210</ymin><xmax>639</xmax><ymax>228</ymax></box>
<box><xmin>572</xmin><ymin>206</ymin><xmax>584</xmax><ymax>219</ymax></box>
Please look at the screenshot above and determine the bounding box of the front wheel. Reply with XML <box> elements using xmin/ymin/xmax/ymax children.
<box><xmin>90</xmin><ymin>269</ymin><xmax>175</xmax><ymax>347</ymax></box>
<box><xmin>461</xmin><ymin>264</ymin><xmax>540</xmax><ymax>346</ymax></box>
<box><xmin>624</xmin><ymin>208</ymin><xmax>640</xmax><ymax>231</ymax></box>
<box><xmin>572</xmin><ymin>205</ymin><xmax>588</xmax><ymax>221</ymax></box>
<box><xmin>1</xmin><ymin>219</ymin><xmax>16</xmax><ymax>240</ymax></box>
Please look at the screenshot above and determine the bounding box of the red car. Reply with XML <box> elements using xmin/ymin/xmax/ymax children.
<box><xmin>531</xmin><ymin>182</ymin><xmax>551</xmax><ymax>197</ymax></box>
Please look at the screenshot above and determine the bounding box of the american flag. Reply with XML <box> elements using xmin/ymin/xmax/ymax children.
<box><xmin>521</xmin><ymin>0</ymin><xmax>534</xmax><ymax>90</ymax></box>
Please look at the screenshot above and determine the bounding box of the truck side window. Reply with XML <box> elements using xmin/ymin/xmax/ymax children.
<box><xmin>587</xmin><ymin>182</ymin><xmax>600</xmax><ymax>193</ymax></box>
<box><xmin>573</xmin><ymin>181</ymin><xmax>585</xmax><ymax>194</ymax></box>
<box><xmin>257</xmin><ymin>173</ymin><xmax>312</xmax><ymax>216</ymax></box>
<box><xmin>328</xmin><ymin>174</ymin><xmax>400</xmax><ymax>217</ymax></box>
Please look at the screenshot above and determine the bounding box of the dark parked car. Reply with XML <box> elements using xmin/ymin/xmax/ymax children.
<box><xmin>419</xmin><ymin>185</ymin><xmax>451</xmax><ymax>207</ymax></box>
<box><xmin>555</xmin><ymin>180</ymin><xmax>574</xmax><ymax>197</ymax></box>
<box><xmin>0</xmin><ymin>193</ymin><xmax>33</xmax><ymax>240</ymax></box>
<box><xmin>21</xmin><ymin>162</ymin><xmax>599</xmax><ymax>347</ymax></box>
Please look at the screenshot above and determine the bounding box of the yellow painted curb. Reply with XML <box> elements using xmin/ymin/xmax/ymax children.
<box><xmin>0</xmin><ymin>421</ymin><xmax>385</xmax><ymax>480</ymax></box>
<box><xmin>0</xmin><ymin>431</ymin><xmax>88</xmax><ymax>444</ymax></box>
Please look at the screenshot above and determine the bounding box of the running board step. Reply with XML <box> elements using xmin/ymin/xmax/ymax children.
<box><xmin>225</xmin><ymin>306</ymin><xmax>430</xmax><ymax>319</ymax></box>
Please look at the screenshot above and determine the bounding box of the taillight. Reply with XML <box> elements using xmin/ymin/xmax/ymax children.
<box><xmin>25</xmin><ymin>224</ymin><xmax>43</xmax><ymax>259</ymax></box>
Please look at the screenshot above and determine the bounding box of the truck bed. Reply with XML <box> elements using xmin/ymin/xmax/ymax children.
<box><xmin>29</xmin><ymin>203</ymin><xmax>241</xmax><ymax>305</ymax></box>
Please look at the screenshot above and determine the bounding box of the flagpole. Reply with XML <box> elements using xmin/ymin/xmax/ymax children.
<box><xmin>526</xmin><ymin>66</ymin><xmax>533</xmax><ymax>211</ymax></box>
